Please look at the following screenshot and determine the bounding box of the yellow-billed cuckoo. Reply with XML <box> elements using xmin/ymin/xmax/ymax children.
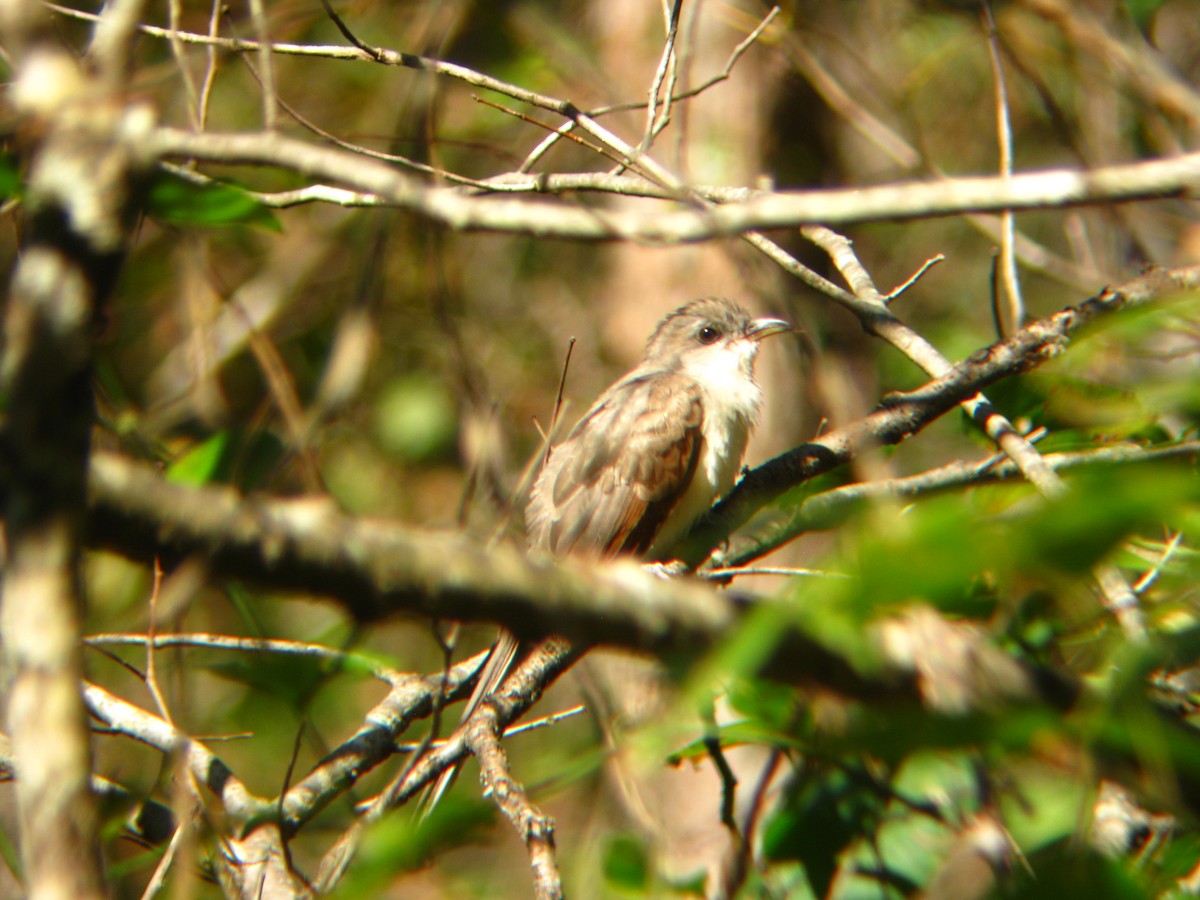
<box><xmin>424</xmin><ymin>297</ymin><xmax>789</xmax><ymax>811</ymax></box>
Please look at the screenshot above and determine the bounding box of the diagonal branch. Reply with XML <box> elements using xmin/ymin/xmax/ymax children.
<box><xmin>682</xmin><ymin>264</ymin><xmax>1200</xmax><ymax>561</ymax></box>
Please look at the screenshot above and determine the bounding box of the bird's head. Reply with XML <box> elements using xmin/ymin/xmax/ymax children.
<box><xmin>643</xmin><ymin>298</ymin><xmax>791</xmax><ymax>379</ymax></box>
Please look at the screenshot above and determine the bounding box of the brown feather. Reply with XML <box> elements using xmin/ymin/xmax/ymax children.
<box><xmin>528</xmin><ymin>370</ymin><xmax>705</xmax><ymax>558</ymax></box>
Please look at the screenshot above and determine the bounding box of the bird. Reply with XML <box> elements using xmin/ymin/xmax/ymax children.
<box><xmin>422</xmin><ymin>297</ymin><xmax>790</xmax><ymax>812</ymax></box>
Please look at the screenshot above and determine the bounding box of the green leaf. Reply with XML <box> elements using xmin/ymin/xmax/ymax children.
<box><xmin>764</xmin><ymin>768</ymin><xmax>882</xmax><ymax>896</ymax></box>
<box><xmin>603</xmin><ymin>833</ymin><xmax>650</xmax><ymax>891</ymax></box>
<box><xmin>726</xmin><ymin>677</ymin><xmax>808</xmax><ymax>734</ymax></box>
<box><xmin>165</xmin><ymin>429</ymin><xmax>286</xmax><ymax>490</ymax></box>
<box><xmin>165</xmin><ymin>432</ymin><xmax>231</xmax><ymax>485</ymax></box>
<box><xmin>330</xmin><ymin>798</ymin><xmax>493</xmax><ymax>896</ymax></box>
<box><xmin>0</xmin><ymin>151</ymin><xmax>22</xmax><ymax>200</ymax></box>
<box><xmin>145</xmin><ymin>171</ymin><xmax>281</xmax><ymax>230</ymax></box>
<box><xmin>666</xmin><ymin>720</ymin><xmax>804</xmax><ymax>766</ymax></box>
<box><xmin>1123</xmin><ymin>0</ymin><xmax>1165</xmax><ymax>32</ymax></box>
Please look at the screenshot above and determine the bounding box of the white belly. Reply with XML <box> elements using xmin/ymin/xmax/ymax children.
<box><xmin>646</xmin><ymin>410</ymin><xmax>751</xmax><ymax>561</ymax></box>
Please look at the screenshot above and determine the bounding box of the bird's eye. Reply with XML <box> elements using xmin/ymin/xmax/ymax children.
<box><xmin>697</xmin><ymin>325</ymin><xmax>721</xmax><ymax>345</ymax></box>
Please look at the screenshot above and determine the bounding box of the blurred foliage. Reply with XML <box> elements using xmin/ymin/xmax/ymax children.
<box><xmin>2</xmin><ymin>0</ymin><xmax>1200</xmax><ymax>897</ymax></box>
<box><xmin>144</xmin><ymin>172</ymin><xmax>282</xmax><ymax>231</ymax></box>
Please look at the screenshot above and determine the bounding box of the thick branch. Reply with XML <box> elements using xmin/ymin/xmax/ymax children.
<box><xmin>0</xmin><ymin>3</ymin><xmax>155</xmax><ymax>895</ymax></box>
<box><xmin>63</xmin><ymin>268</ymin><xmax>1193</xmax><ymax>684</ymax></box>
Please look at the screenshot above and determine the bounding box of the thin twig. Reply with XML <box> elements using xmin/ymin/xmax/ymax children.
<box><xmin>885</xmin><ymin>253</ymin><xmax>945</xmax><ymax>302</ymax></box>
<box><xmin>983</xmin><ymin>2</ymin><xmax>1024</xmax><ymax>333</ymax></box>
<box><xmin>544</xmin><ymin>337</ymin><xmax>576</xmax><ymax>471</ymax></box>
<box><xmin>138</xmin><ymin>808</ymin><xmax>197</xmax><ymax>900</ymax></box>
<box><xmin>316</xmin><ymin>0</ymin><xmax>383</xmax><ymax>61</ymax></box>
<box><xmin>474</xmin><ymin>95</ymin><xmax>629</xmax><ymax>170</ymax></box>
<box><xmin>989</xmin><ymin>247</ymin><xmax>1005</xmax><ymax>339</ymax></box>
<box><xmin>144</xmin><ymin>560</ymin><xmax>173</xmax><ymax>725</ymax></box>
<box><xmin>640</xmin><ymin>0</ymin><xmax>684</xmax><ymax>152</ymax></box>
<box><xmin>1132</xmin><ymin>531</ymin><xmax>1184</xmax><ymax>595</ymax></box>
<box><xmin>198</xmin><ymin>0</ymin><xmax>222</xmax><ymax>129</ymax></box>
<box><xmin>702</xmin><ymin>566</ymin><xmax>848</xmax><ymax>580</ymax></box>
<box><xmin>394</xmin><ymin>703</ymin><xmax>587</xmax><ymax>750</ymax></box>
<box><xmin>166</xmin><ymin>0</ymin><xmax>200</xmax><ymax>129</ymax></box>
<box><xmin>86</xmin><ymin>632</ymin><xmax>403</xmax><ymax>683</ymax></box>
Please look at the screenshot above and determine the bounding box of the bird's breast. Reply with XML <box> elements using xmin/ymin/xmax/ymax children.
<box><xmin>646</xmin><ymin>392</ymin><xmax>755</xmax><ymax>561</ymax></box>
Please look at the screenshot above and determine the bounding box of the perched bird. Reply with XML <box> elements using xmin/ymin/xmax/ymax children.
<box><xmin>424</xmin><ymin>297</ymin><xmax>789</xmax><ymax>811</ymax></box>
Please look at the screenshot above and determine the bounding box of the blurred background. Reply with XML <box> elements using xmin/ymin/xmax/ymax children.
<box><xmin>3</xmin><ymin>0</ymin><xmax>1199</xmax><ymax>896</ymax></box>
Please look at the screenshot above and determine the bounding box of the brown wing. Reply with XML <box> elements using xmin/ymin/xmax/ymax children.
<box><xmin>526</xmin><ymin>369</ymin><xmax>704</xmax><ymax>558</ymax></box>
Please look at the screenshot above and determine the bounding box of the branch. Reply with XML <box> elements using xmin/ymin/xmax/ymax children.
<box><xmin>0</xmin><ymin>2</ymin><xmax>156</xmax><ymax>895</ymax></box>
<box><xmin>315</xmin><ymin>639</ymin><xmax>582</xmax><ymax>892</ymax></box>
<box><xmin>148</xmin><ymin>126</ymin><xmax>1200</xmax><ymax>241</ymax></box>
<box><xmin>466</xmin><ymin>685</ymin><xmax>563</xmax><ymax>900</ymax></box>
<box><xmin>717</xmin><ymin>440</ymin><xmax>1200</xmax><ymax>570</ymax></box>
<box><xmin>797</xmin><ymin>224</ymin><xmax>1145</xmax><ymax>635</ymax></box>
<box><xmin>682</xmin><ymin>264</ymin><xmax>1200</xmax><ymax>561</ymax></box>
<box><xmin>82</xmin><ymin>683</ymin><xmax>315</xmax><ymax>899</ymax></box>
<box><xmin>280</xmin><ymin>656</ymin><xmax>482</xmax><ymax>833</ymax></box>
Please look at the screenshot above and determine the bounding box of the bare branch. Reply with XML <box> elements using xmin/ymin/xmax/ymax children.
<box><xmin>797</xmin><ymin>225</ymin><xmax>1153</xmax><ymax>636</ymax></box>
<box><xmin>715</xmin><ymin>441</ymin><xmax>1200</xmax><ymax>571</ymax></box>
<box><xmin>280</xmin><ymin>656</ymin><xmax>483</xmax><ymax>833</ymax></box>
<box><xmin>86</xmin><ymin>632</ymin><xmax>407</xmax><ymax>683</ymax></box>
<box><xmin>684</xmin><ymin>264</ymin><xmax>1200</xmax><ymax>561</ymax></box>
<box><xmin>148</xmin><ymin>126</ymin><xmax>1200</xmax><ymax>241</ymax></box>
<box><xmin>983</xmin><ymin>2</ymin><xmax>1024</xmax><ymax>332</ymax></box>
<box><xmin>466</xmin><ymin>694</ymin><xmax>563</xmax><ymax>900</ymax></box>
<box><xmin>0</xmin><ymin>3</ymin><xmax>156</xmax><ymax>894</ymax></box>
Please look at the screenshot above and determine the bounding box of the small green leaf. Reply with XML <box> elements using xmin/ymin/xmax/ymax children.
<box><xmin>145</xmin><ymin>171</ymin><xmax>280</xmax><ymax>230</ymax></box>
<box><xmin>165</xmin><ymin>429</ymin><xmax>286</xmax><ymax>490</ymax></box>
<box><xmin>166</xmin><ymin>432</ymin><xmax>231</xmax><ymax>485</ymax></box>
<box><xmin>666</xmin><ymin>721</ymin><xmax>804</xmax><ymax>766</ymax></box>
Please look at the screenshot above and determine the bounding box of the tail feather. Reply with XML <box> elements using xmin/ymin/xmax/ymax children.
<box><xmin>420</xmin><ymin>628</ymin><xmax>523</xmax><ymax>816</ymax></box>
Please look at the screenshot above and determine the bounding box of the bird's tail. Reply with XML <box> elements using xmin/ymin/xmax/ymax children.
<box><xmin>419</xmin><ymin>628</ymin><xmax>524</xmax><ymax>817</ymax></box>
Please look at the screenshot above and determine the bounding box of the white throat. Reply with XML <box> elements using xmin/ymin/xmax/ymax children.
<box><xmin>647</xmin><ymin>340</ymin><xmax>763</xmax><ymax>559</ymax></box>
